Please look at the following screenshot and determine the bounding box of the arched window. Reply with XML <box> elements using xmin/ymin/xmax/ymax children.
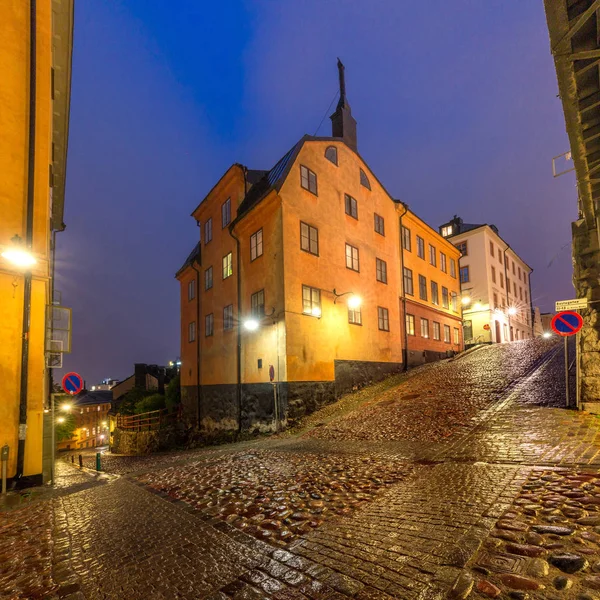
<box><xmin>325</xmin><ymin>146</ymin><xmax>338</xmax><ymax>166</ymax></box>
<box><xmin>360</xmin><ymin>168</ymin><xmax>371</xmax><ymax>190</ymax></box>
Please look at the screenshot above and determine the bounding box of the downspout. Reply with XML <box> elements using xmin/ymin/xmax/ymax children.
<box><xmin>191</xmin><ymin>232</ymin><xmax>202</xmax><ymax>428</ymax></box>
<box><xmin>16</xmin><ymin>0</ymin><xmax>37</xmax><ymax>482</ymax></box>
<box><xmin>398</xmin><ymin>203</ymin><xmax>409</xmax><ymax>371</ymax></box>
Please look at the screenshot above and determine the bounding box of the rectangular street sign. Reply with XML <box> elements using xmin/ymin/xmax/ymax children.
<box><xmin>555</xmin><ymin>298</ymin><xmax>589</xmax><ymax>311</ymax></box>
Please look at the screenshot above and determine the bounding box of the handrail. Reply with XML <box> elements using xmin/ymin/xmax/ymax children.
<box><xmin>116</xmin><ymin>408</ymin><xmax>173</xmax><ymax>432</ymax></box>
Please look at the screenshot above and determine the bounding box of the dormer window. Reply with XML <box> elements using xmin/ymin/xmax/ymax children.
<box><xmin>359</xmin><ymin>168</ymin><xmax>371</xmax><ymax>190</ymax></box>
<box><xmin>325</xmin><ymin>146</ymin><xmax>338</xmax><ymax>166</ymax></box>
<box><xmin>441</xmin><ymin>225</ymin><xmax>453</xmax><ymax>237</ymax></box>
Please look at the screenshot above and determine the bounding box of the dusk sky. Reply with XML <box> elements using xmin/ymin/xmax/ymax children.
<box><xmin>58</xmin><ymin>0</ymin><xmax>577</xmax><ymax>386</ymax></box>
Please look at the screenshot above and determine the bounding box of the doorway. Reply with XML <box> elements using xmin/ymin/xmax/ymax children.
<box><xmin>494</xmin><ymin>320</ymin><xmax>501</xmax><ymax>343</ymax></box>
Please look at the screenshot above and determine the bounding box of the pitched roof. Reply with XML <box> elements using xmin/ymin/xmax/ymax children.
<box><xmin>74</xmin><ymin>390</ymin><xmax>113</xmax><ymax>406</ymax></box>
<box><xmin>175</xmin><ymin>242</ymin><xmax>200</xmax><ymax>278</ymax></box>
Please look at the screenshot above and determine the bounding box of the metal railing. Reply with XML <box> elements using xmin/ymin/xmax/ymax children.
<box><xmin>116</xmin><ymin>409</ymin><xmax>172</xmax><ymax>432</ymax></box>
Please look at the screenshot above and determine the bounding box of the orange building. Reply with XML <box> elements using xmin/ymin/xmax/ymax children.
<box><xmin>177</xmin><ymin>62</ymin><xmax>462</xmax><ymax>433</ymax></box>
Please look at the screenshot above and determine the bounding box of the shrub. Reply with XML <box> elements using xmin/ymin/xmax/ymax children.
<box><xmin>165</xmin><ymin>375</ymin><xmax>181</xmax><ymax>413</ymax></box>
<box><xmin>134</xmin><ymin>393</ymin><xmax>166</xmax><ymax>414</ymax></box>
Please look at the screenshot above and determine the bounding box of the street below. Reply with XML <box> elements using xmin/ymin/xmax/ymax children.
<box><xmin>3</xmin><ymin>338</ymin><xmax>600</xmax><ymax>600</ymax></box>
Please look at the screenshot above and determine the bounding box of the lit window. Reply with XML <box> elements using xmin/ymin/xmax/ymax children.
<box><xmin>456</xmin><ymin>241</ymin><xmax>468</xmax><ymax>256</ymax></box>
<box><xmin>406</xmin><ymin>314</ymin><xmax>415</xmax><ymax>336</ymax></box>
<box><xmin>359</xmin><ymin>168</ymin><xmax>371</xmax><ymax>190</ymax></box>
<box><xmin>251</xmin><ymin>290</ymin><xmax>265</xmax><ymax>317</ymax></box>
<box><xmin>442</xmin><ymin>287</ymin><xmax>449</xmax><ymax>309</ymax></box>
<box><xmin>378</xmin><ymin>307</ymin><xmax>389</xmax><ymax>331</ymax></box>
<box><xmin>300</xmin><ymin>222</ymin><xmax>319</xmax><ymax>255</ymax></box>
<box><xmin>374</xmin><ymin>214</ymin><xmax>385</xmax><ymax>236</ymax></box>
<box><xmin>345</xmin><ymin>243</ymin><xmax>359</xmax><ymax>272</ymax></box>
<box><xmin>421</xmin><ymin>318</ymin><xmax>429</xmax><ymax>338</ymax></box>
<box><xmin>441</xmin><ymin>225</ymin><xmax>453</xmax><ymax>237</ymax></box>
<box><xmin>444</xmin><ymin>324</ymin><xmax>451</xmax><ymax>343</ymax></box>
<box><xmin>221</xmin><ymin>198</ymin><xmax>231</xmax><ymax>229</ymax></box>
<box><xmin>348</xmin><ymin>305</ymin><xmax>362</xmax><ymax>325</ymax></box>
<box><xmin>345</xmin><ymin>194</ymin><xmax>358</xmax><ymax>219</ymax></box>
<box><xmin>403</xmin><ymin>267</ymin><xmax>414</xmax><ymax>296</ymax></box>
<box><xmin>459</xmin><ymin>266</ymin><xmax>470</xmax><ymax>284</ymax></box>
<box><xmin>376</xmin><ymin>258</ymin><xmax>387</xmax><ymax>284</ymax></box>
<box><xmin>429</xmin><ymin>244</ymin><xmax>437</xmax><ymax>267</ymax></box>
<box><xmin>325</xmin><ymin>146</ymin><xmax>338</xmax><ymax>165</ymax></box>
<box><xmin>454</xmin><ymin>328</ymin><xmax>460</xmax><ymax>344</ymax></box>
<box><xmin>419</xmin><ymin>275</ymin><xmax>427</xmax><ymax>300</ymax></box>
<box><xmin>450</xmin><ymin>258</ymin><xmax>456</xmax><ymax>278</ymax></box>
<box><xmin>433</xmin><ymin>322</ymin><xmax>441</xmax><ymax>340</ymax></box>
<box><xmin>188</xmin><ymin>280</ymin><xmax>195</xmax><ymax>301</ymax></box>
<box><xmin>416</xmin><ymin>236</ymin><xmax>425</xmax><ymax>259</ymax></box>
<box><xmin>223</xmin><ymin>305</ymin><xmax>234</xmax><ymax>330</ymax></box>
<box><xmin>431</xmin><ymin>281</ymin><xmax>439</xmax><ymax>305</ymax></box>
<box><xmin>250</xmin><ymin>229</ymin><xmax>263</xmax><ymax>261</ymax></box>
<box><xmin>205</xmin><ymin>266</ymin><xmax>213</xmax><ymax>290</ymax></box>
<box><xmin>302</xmin><ymin>285</ymin><xmax>321</xmax><ymax>316</ymax></box>
<box><xmin>222</xmin><ymin>253</ymin><xmax>233</xmax><ymax>279</ymax></box>
<box><xmin>205</xmin><ymin>314</ymin><xmax>214</xmax><ymax>337</ymax></box>
<box><xmin>402</xmin><ymin>227</ymin><xmax>411</xmax><ymax>251</ymax></box>
<box><xmin>188</xmin><ymin>321</ymin><xmax>196</xmax><ymax>342</ymax></box>
<box><xmin>204</xmin><ymin>218</ymin><xmax>212</xmax><ymax>244</ymax></box>
<box><xmin>300</xmin><ymin>165</ymin><xmax>318</xmax><ymax>195</ymax></box>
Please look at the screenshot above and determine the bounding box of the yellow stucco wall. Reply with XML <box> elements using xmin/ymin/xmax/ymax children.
<box><xmin>0</xmin><ymin>1</ymin><xmax>54</xmax><ymax>479</ymax></box>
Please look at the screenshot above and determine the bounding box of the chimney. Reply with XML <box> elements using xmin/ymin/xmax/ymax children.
<box><xmin>330</xmin><ymin>59</ymin><xmax>357</xmax><ymax>151</ymax></box>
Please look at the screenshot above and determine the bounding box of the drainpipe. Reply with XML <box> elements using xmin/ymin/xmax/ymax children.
<box><xmin>398</xmin><ymin>203</ymin><xmax>409</xmax><ymax>371</ymax></box>
<box><xmin>191</xmin><ymin>236</ymin><xmax>202</xmax><ymax>428</ymax></box>
<box><xmin>16</xmin><ymin>0</ymin><xmax>37</xmax><ymax>482</ymax></box>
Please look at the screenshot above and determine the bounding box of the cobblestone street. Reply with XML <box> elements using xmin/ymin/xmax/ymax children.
<box><xmin>5</xmin><ymin>338</ymin><xmax>600</xmax><ymax>599</ymax></box>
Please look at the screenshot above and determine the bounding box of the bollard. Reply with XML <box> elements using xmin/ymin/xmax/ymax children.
<box><xmin>78</xmin><ymin>454</ymin><xmax>83</xmax><ymax>468</ymax></box>
<box><xmin>95</xmin><ymin>452</ymin><xmax>101</xmax><ymax>472</ymax></box>
<box><xmin>1</xmin><ymin>445</ymin><xmax>9</xmax><ymax>495</ymax></box>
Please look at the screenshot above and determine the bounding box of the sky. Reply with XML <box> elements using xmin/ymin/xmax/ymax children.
<box><xmin>58</xmin><ymin>0</ymin><xmax>577</xmax><ymax>385</ymax></box>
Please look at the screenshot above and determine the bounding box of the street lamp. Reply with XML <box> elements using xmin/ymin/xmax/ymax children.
<box><xmin>1</xmin><ymin>235</ymin><xmax>36</xmax><ymax>268</ymax></box>
<box><xmin>461</xmin><ymin>296</ymin><xmax>471</xmax><ymax>305</ymax></box>
<box><xmin>244</xmin><ymin>319</ymin><xmax>259</xmax><ymax>331</ymax></box>
<box><xmin>56</xmin><ymin>416</ymin><xmax>65</xmax><ymax>424</ymax></box>
<box><xmin>543</xmin><ymin>332</ymin><xmax>552</xmax><ymax>338</ymax></box>
<box><xmin>61</xmin><ymin>403</ymin><xmax>71</xmax><ymax>411</ymax></box>
<box><xmin>508</xmin><ymin>307</ymin><xmax>517</xmax><ymax>316</ymax></box>
<box><xmin>347</xmin><ymin>295</ymin><xmax>362</xmax><ymax>309</ymax></box>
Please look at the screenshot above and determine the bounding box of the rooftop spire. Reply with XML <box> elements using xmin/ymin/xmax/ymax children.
<box><xmin>330</xmin><ymin>58</ymin><xmax>357</xmax><ymax>151</ymax></box>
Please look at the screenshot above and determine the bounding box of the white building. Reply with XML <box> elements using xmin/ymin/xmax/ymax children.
<box><xmin>439</xmin><ymin>216</ymin><xmax>534</xmax><ymax>345</ymax></box>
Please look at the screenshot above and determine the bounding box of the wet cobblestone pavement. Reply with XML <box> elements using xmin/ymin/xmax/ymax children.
<box><xmin>7</xmin><ymin>338</ymin><xmax>600</xmax><ymax>599</ymax></box>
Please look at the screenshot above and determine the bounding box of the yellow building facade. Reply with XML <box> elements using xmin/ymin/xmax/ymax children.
<box><xmin>0</xmin><ymin>1</ymin><xmax>73</xmax><ymax>485</ymax></box>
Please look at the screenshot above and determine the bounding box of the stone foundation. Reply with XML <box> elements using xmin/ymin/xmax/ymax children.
<box><xmin>110</xmin><ymin>425</ymin><xmax>186</xmax><ymax>455</ymax></box>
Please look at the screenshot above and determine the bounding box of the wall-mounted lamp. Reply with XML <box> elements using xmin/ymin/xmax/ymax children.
<box><xmin>333</xmin><ymin>289</ymin><xmax>361</xmax><ymax>306</ymax></box>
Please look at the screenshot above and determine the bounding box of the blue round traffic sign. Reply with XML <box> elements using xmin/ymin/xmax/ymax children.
<box><xmin>62</xmin><ymin>372</ymin><xmax>84</xmax><ymax>395</ymax></box>
<box><xmin>551</xmin><ymin>311</ymin><xmax>583</xmax><ymax>337</ymax></box>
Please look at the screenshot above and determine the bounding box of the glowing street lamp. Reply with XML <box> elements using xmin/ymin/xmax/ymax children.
<box><xmin>56</xmin><ymin>416</ymin><xmax>65</xmax><ymax>424</ymax></box>
<box><xmin>347</xmin><ymin>295</ymin><xmax>361</xmax><ymax>309</ymax></box>
<box><xmin>244</xmin><ymin>319</ymin><xmax>259</xmax><ymax>331</ymax></box>
<box><xmin>61</xmin><ymin>403</ymin><xmax>71</xmax><ymax>411</ymax></box>
<box><xmin>543</xmin><ymin>332</ymin><xmax>552</xmax><ymax>338</ymax></box>
<box><xmin>461</xmin><ymin>296</ymin><xmax>471</xmax><ymax>305</ymax></box>
<box><xmin>1</xmin><ymin>235</ymin><xmax>36</xmax><ymax>268</ymax></box>
<box><xmin>508</xmin><ymin>307</ymin><xmax>517</xmax><ymax>316</ymax></box>
<box><xmin>473</xmin><ymin>302</ymin><xmax>483</xmax><ymax>311</ymax></box>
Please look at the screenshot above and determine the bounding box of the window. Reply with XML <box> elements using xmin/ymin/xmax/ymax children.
<box><xmin>188</xmin><ymin>280</ymin><xmax>195</xmax><ymax>301</ymax></box>
<box><xmin>302</xmin><ymin>285</ymin><xmax>321</xmax><ymax>316</ymax></box>
<box><xmin>431</xmin><ymin>281</ymin><xmax>439</xmax><ymax>305</ymax></box>
<box><xmin>205</xmin><ymin>266</ymin><xmax>213</xmax><ymax>290</ymax></box>
<box><xmin>403</xmin><ymin>267</ymin><xmax>414</xmax><ymax>296</ymax></box>
<box><xmin>300</xmin><ymin>165</ymin><xmax>318</xmax><ymax>195</ymax></box>
<box><xmin>188</xmin><ymin>321</ymin><xmax>196</xmax><ymax>342</ymax></box>
<box><xmin>498</xmin><ymin>251</ymin><xmax>502</xmax><ymax>265</ymax></box>
<box><xmin>456</xmin><ymin>241</ymin><xmax>468</xmax><ymax>256</ymax></box>
<box><xmin>440</xmin><ymin>252</ymin><xmax>447</xmax><ymax>273</ymax></box>
<box><xmin>221</xmin><ymin>198</ymin><xmax>231</xmax><ymax>228</ymax></box>
<box><xmin>406</xmin><ymin>314</ymin><xmax>415</xmax><ymax>336</ymax></box>
<box><xmin>441</xmin><ymin>225</ymin><xmax>453</xmax><ymax>237</ymax></box>
<box><xmin>433</xmin><ymin>321</ymin><xmax>441</xmax><ymax>340</ymax></box>
<box><xmin>491</xmin><ymin>266</ymin><xmax>496</xmax><ymax>284</ymax></box>
<box><xmin>450</xmin><ymin>258</ymin><xmax>456</xmax><ymax>278</ymax></box>
<box><xmin>505</xmin><ymin>255</ymin><xmax>509</xmax><ymax>267</ymax></box>
<box><xmin>250</xmin><ymin>229</ymin><xmax>263</xmax><ymax>261</ymax></box>
<box><xmin>360</xmin><ymin>168</ymin><xmax>371</xmax><ymax>190</ymax></box>
<box><xmin>459</xmin><ymin>266</ymin><xmax>470</xmax><ymax>284</ymax></box>
<box><xmin>442</xmin><ymin>287</ymin><xmax>449</xmax><ymax>309</ymax></box>
<box><xmin>417</xmin><ymin>236</ymin><xmax>425</xmax><ymax>259</ymax></box>
<box><xmin>429</xmin><ymin>244</ymin><xmax>437</xmax><ymax>266</ymax></box>
<box><xmin>223</xmin><ymin>305</ymin><xmax>234</xmax><ymax>330</ymax></box>
<box><xmin>378</xmin><ymin>307</ymin><xmax>389</xmax><ymax>331</ymax></box>
<box><xmin>519</xmin><ymin>287</ymin><xmax>523</xmax><ymax>301</ymax></box>
<box><xmin>205</xmin><ymin>314</ymin><xmax>214</xmax><ymax>337</ymax></box>
<box><xmin>300</xmin><ymin>222</ymin><xmax>319</xmax><ymax>255</ymax></box>
<box><xmin>490</xmin><ymin>241</ymin><xmax>494</xmax><ymax>257</ymax></box>
<box><xmin>493</xmin><ymin>292</ymin><xmax>498</xmax><ymax>309</ymax></box>
<box><xmin>325</xmin><ymin>146</ymin><xmax>338</xmax><ymax>165</ymax></box>
<box><xmin>518</xmin><ymin>266</ymin><xmax>522</xmax><ymax>280</ymax></box>
<box><xmin>512</xmin><ymin>261</ymin><xmax>516</xmax><ymax>275</ymax></box>
<box><xmin>513</xmin><ymin>281</ymin><xmax>517</xmax><ymax>296</ymax></box>
<box><xmin>348</xmin><ymin>305</ymin><xmax>362</xmax><ymax>325</ymax></box>
<box><xmin>222</xmin><ymin>253</ymin><xmax>233</xmax><ymax>279</ymax></box>
<box><xmin>345</xmin><ymin>243</ymin><xmax>359</xmax><ymax>271</ymax></box>
<box><xmin>376</xmin><ymin>258</ymin><xmax>387</xmax><ymax>283</ymax></box>
<box><xmin>421</xmin><ymin>318</ymin><xmax>429</xmax><ymax>338</ymax></box>
<box><xmin>451</xmin><ymin>291</ymin><xmax>458</xmax><ymax>312</ymax></box>
<box><xmin>506</xmin><ymin>278</ymin><xmax>511</xmax><ymax>294</ymax></box>
<box><xmin>525</xmin><ymin>290</ymin><xmax>528</xmax><ymax>303</ymax></box>
<box><xmin>402</xmin><ymin>226</ymin><xmax>411</xmax><ymax>251</ymax></box>
<box><xmin>500</xmin><ymin>273</ymin><xmax>504</xmax><ymax>289</ymax></box>
<box><xmin>251</xmin><ymin>289</ymin><xmax>265</xmax><ymax>317</ymax></box>
<box><xmin>204</xmin><ymin>218</ymin><xmax>212</xmax><ymax>244</ymax></box>
<box><xmin>444</xmin><ymin>324</ymin><xmax>451</xmax><ymax>343</ymax></box>
<box><xmin>345</xmin><ymin>194</ymin><xmax>358</xmax><ymax>219</ymax></box>
<box><xmin>454</xmin><ymin>328</ymin><xmax>460</xmax><ymax>344</ymax></box>
<box><xmin>374</xmin><ymin>213</ymin><xmax>385</xmax><ymax>235</ymax></box>
<box><xmin>419</xmin><ymin>275</ymin><xmax>427</xmax><ymax>300</ymax></box>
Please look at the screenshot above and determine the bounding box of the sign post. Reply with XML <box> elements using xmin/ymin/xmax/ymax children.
<box><xmin>269</xmin><ymin>365</ymin><xmax>278</xmax><ymax>432</ymax></box>
<box><xmin>551</xmin><ymin>311</ymin><xmax>584</xmax><ymax>409</ymax></box>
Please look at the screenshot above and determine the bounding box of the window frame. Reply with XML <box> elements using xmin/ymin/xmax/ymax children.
<box><xmin>302</xmin><ymin>285</ymin><xmax>321</xmax><ymax>317</ymax></box>
<box><xmin>406</xmin><ymin>313</ymin><xmax>415</xmax><ymax>336</ymax></box>
<box><xmin>450</xmin><ymin>258</ymin><xmax>456</xmax><ymax>278</ymax></box>
<box><xmin>325</xmin><ymin>146</ymin><xmax>338</xmax><ymax>166</ymax></box>
<box><xmin>490</xmin><ymin>241</ymin><xmax>494</xmax><ymax>257</ymax></box>
<box><xmin>221</xmin><ymin>198</ymin><xmax>231</xmax><ymax>229</ymax></box>
<box><xmin>416</xmin><ymin>236</ymin><xmax>425</xmax><ymax>259</ymax></box>
<box><xmin>222</xmin><ymin>252</ymin><xmax>233</xmax><ymax>280</ymax></box>
<box><xmin>491</xmin><ymin>266</ymin><xmax>496</xmax><ymax>284</ymax></box>
<box><xmin>360</xmin><ymin>168</ymin><xmax>371</xmax><ymax>190</ymax></box>
<box><xmin>205</xmin><ymin>313</ymin><xmax>214</xmax><ymax>337</ymax></box>
<box><xmin>348</xmin><ymin>305</ymin><xmax>362</xmax><ymax>325</ymax></box>
<box><xmin>459</xmin><ymin>266</ymin><xmax>470</xmax><ymax>284</ymax></box>
<box><xmin>403</xmin><ymin>267</ymin><xmax>414</xmax><ymax>296</ymax></box>
<box><xmin>376</xmin><ymin>258</ymin><xmax>387</xmax><ymax>284</ymax></box>
<box><xmin>344</xmin><ymin>194</ymin><xmax>358</xmax><ymax>219</ymax></box>
<box><xmin>442</xmin><ymin>286</ymin><xmax>449</xmax><ymax>309</ymax></box>
<box><xmin>345</xmin><ymin>243</ymin><xmax>360</xmax><ymax>272</ymax></box>
<box><xmin>451</xmin><ymin>291</ymin><xmax>458</xmax><ymax>312</ymax></box>
<box><xmin>188</xmin><ymin>321</ymin><xmax>196</xmax><ymax>343</ymax></box>
<box><xmin>433</xmin><ymin>321</ymin><xmax>441</xmax><ymax>341</ymax></box>
<box><xmin>250</xmin><ymin>228</ymin><xmax>263</xmax><ymax>261</ymax></box>
<box><xmin>223</xmin><ymin>304</ymin><xmax>234</xmax><ymax>331</ymax></box>
<box><xmin>431</xmin><ymin>280</ymin><xmax>439</xmax><ymax>305</ymax></box>
<box><xmin>420</xmin><ymin>317</ymin><xmax>429</xmax><ymax>338</ymax></box>
<box><xmin>188</xmin><ymin>279</ymin><xmax>195</xmax><ymax>301</ymax></box>
<box><xmin>402</xmin><ymin>226</ymin><xmax>411</xmax><ymax>251</ymax></box>
<box><xmin>444</xmin><ymin>324</ymin><xmax>451</xmax><ymax>344</ymax></box>
<box><xmin>204</xmin><ymin>266</ymin><xmax>213</xmax><ymax>291</ymax></box>
<box><xmin>429</xmin><ymin>244</ymin><xmax>437</xmax><ymax>267</ymax></box>
<box><xmin>419</xmin><ymin>274</ymin><xmax>427</xmax><ymax>301</ymax></box>
<box><xmin>204</xmin><ymin>218</ymin><xmax>212</xmax><ymax>244</ymax></box>
<box><xmin>440</xmin><ymin>252</ymin><xmax>447</xmax><ymax>273</ymax></box>
<box><xmin>454</xmin><ymin>327</ymin><xmax>460</xmax><ymax>345</ymax></box>
<box><xmin>300</xmin><ymin>164</ymin><xmax>318</xmax><ymax>195</ymax></box>
<box><xmin>456</xmin><ymin>241</ymin><xmax>468</xmax><ymax>256</ymax></box>
<box><xmin>377</xmin><ymin>306</ymin><xmax>390</xmax><ymax>332</ymax></box>
<box><xmin>300</xmin><ymin>221</ymin><xmax>319</xmax><ymax>256</ymax></box>
<box><xmin>374</xmin><ymin>213</ymin><xmax>385</xmax><ymax>236</ymax></box>
<box><xmin>251</xmin><ymin>289</ymin><xmax>265</xmax><ymax>318</ymax></box>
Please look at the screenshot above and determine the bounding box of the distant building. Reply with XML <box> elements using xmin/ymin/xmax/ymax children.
<box><xmin>176</xmin><ymin>61</ymin><xmax>463</xmax><ymax>434</ymax></box>
<box><xmin>533</xmin><ymin>307</ymin><xmax>544</xmax><ymax>337</ymax></box>
<box><xmin>439</xmin><ymin>216</ymin><xmax>534</xmax><ymax>345</ymax></box>
<box><xmin>541</xmin><ymin>312</ymin><xmax>553</xmax><ymax>333</ymax></box>
<box><xmin>90</xmin><ymin>378</ymin><xmax>119</xmax><ymax>391</ymax></box>
<box><xmin>111</xmin><ymin>363</ymin><xmax>176</xmax><ymax>410</ymax></box>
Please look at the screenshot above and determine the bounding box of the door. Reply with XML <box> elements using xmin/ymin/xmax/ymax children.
<box><xmin>494</xmin><ymin>320</ymin><xmax>501</xmax><ymax>343</ymax></box>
